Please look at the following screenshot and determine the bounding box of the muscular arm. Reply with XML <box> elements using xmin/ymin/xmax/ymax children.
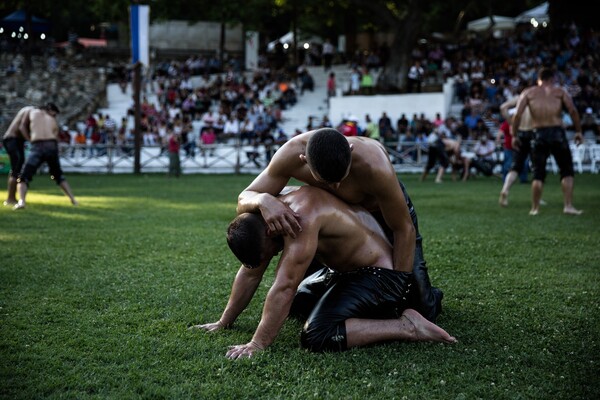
<box><xmin>191</xmin><ymin>261</ymin><xmax>269</xmax><ymax>331</ymax></box>
<box><xmin>226</xmin><ymin>219</ymin><xmax>318</xmax><ymax>358</ymax></box>
<box><xmin>512</xmin><ymin>92</ymin><xmax>529</xmax><ymax>150</ymax></box>
<box><xmin>500</xmin><ymin>97</ymin><xmax>517</xmax><ymax>121</ymax></box>
<box><xmin>372</xmin><ymin>168</ymin><xmax>415</xmax><ymax>272</ymax></box>
<box><xmin>219</xmin><ymin>263</ymin><xmax>269</xmax><ymax>326</ymax></box>
<box><xmin>562</xmin><ymin>90</ymin><xmax>583</xmax><ymax>144</ymax></box>
<box><xmin>237</xmin><ymin>153</ymin><xmax>302</xmax><ymax>237</ymax></box>
<box><xmin>19</xmin><ymin>110</ymin><xmax>31</xmax><ymax>141</ymax></box>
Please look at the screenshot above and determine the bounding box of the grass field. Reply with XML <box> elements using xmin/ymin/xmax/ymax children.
<box><xmin>1</xmin><ymin>173</ymin><xmax>599</xmax><ymax>399</ymax></box>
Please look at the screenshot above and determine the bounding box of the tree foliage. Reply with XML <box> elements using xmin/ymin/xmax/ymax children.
<box><xmin>3</xmin><ymin>0</ymin><xmax>595</xmax><ymax>90</ymax></box>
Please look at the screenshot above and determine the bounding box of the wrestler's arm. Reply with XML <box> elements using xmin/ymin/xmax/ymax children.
<box><xmin>371</xmin><ymin>166</ymin><xmax>415</xmax><ymax>272</ymax></box>
<box><xmin>500</xmin><ymin>97</ymin><xmax>517</xmax><ymax>121</ymax></box>
<box><xmin>51</xmin><ymin>118</ymin><xmax>59</xmax><ymax>140</ymax></box>
<box><xmin>512</xmin><ymin>92</ymin><xmax>529</xmax><ymax>149</ymax></box>
<box><xmin>18</xmin><ymin>109</ymin><xmax>31</xmax><ymax>141</ymax></box>
<box><xmin>191</xmin><ymin>261</ymin><xmax>270</xmax><ymax>331</ymax></box>
<box><xmin>237</xmin><ymin>148</ymin><xmax>302</xmax><ymax>237</ymax></box>
<box><xmin>562</xmin><ymin>89</ymin><xmax>583</xmax><ymax>144</ymax></box>
<box><xmin>226</xmin><ymin>220</ymin><xmax>318</xmax><ymax>358</ymax></box>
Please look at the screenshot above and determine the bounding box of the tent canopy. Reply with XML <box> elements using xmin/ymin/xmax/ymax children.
<box><xmin>467</xmin><ymin>15</ymin><xmax>516</xmax><ymax>32</ymax></box>
<box><xmin>1</xmin><ymin>9</ymin><xmax>51</xmax><ymax>33</ymax></box>
<box><xmin>515</xmin><ymin>2</ymin><xmax>549</xmax><ymax>24</ymax></box>
<box><xmin>267</xmin><ymin>31</ymin><xmax>323</xmax><ymax>52</ymax></box>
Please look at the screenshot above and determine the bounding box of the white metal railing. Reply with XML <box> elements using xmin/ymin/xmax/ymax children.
<box><xmin>51</xmin><ymin>140</ymin><xmax>599</xmax><ymax>174</ymax></box>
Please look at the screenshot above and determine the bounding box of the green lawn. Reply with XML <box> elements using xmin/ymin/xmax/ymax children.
<box><xmin>1</xmin><ymin>173</ymin><xmax>599</xmax><ymax>399</ymax></box>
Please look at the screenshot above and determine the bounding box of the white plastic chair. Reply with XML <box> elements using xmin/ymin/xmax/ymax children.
<box><xmin>569</xmin><ymin>143</ymin><xmax>586</xmax><ymax>174</ymax></box>
<box><xmin>589</xmin><ymin>144</ymin><xmax>600</xmax><ymax>174</ymax></box>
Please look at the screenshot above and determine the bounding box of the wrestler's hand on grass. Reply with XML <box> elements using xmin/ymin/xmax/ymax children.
<box><xmin>188</xmin><ymin>320</ymin><xmax>227</xmax><ymax>332</ymax></box>
<box><xmin>261</xmin><ymin>198</ymin><xmax>301</xmax><ymax>238</ymax></box>
<box><xmin>226</xmin><ymin>341</ymin><xmax>264</xmax><ymax>359</ymax></box>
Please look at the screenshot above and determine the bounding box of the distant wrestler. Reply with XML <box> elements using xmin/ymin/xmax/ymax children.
<box><xmin>512</xmin><ymin>68</ymin><xmax>583</xmax><ymax>216</ymax></box>
<box><xmin>498</xmin><ymin>96</ymin><xmax>534</xmax><ymax>207</ymax></box>
<box><xmin>2</xmin><ymin>105</ymin><xmax>34</xmax><ymax>206</ymax></box>
<box><xmin>14</xmin><ymin>103</ymin><xmax>78</xmax><ymax>210</ymax></box>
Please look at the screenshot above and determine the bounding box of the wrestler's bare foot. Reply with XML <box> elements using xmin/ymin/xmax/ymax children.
<box><xmin>13</xmin><ymin>200</ymin><xmax>25</xmax><ymax>210</ymax></box>
<box><xmin>401</xmin><ymin>309</ymin><xmax>457</xmax><ymax>344</ymax></box>
<box><xmin>563</xmin><ymin>206</ymin><xmax>583</xmax><ymax>215</ymax></box>
<box><xmin>72</xmin><ymin>199</ymin><xmax>79</xmax><ymax>206</ymax></box>
<box><xmin>3</xmin><ymin>199</ymin><xmax>17</xmax><ymax>206</ymax></box>
<box><xmin>499</xmin><ymin>191</ymin><xmax>508</xmax><ymax>207</ymax></box>
<box><xmin>529</xmin><ymin>209</ymin><xmax>539</xmax><ymax>216</ymax></box>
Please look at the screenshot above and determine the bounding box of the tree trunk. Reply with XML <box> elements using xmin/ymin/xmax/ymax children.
<box><xmin>376</xmin><ymin>2</ymin><xmax>423</xmax><ymax>92</ymax></box>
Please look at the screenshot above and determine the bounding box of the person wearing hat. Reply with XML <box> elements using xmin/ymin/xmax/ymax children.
<box><xmin>14</xmin><ymin>103</ymin><xmax>78</xmax><ymax>210</ymax></box>
<box><xmin>2</xmin><ymin>105</ymin><xmax>34</xmax><ymax>206</ymax></box>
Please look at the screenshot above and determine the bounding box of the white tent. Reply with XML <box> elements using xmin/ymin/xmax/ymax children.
<box><xmin>515</xmin><ymin>2</ymin><xmax>549</xmax><ymax>24</ymax></box>
<box><xmin>267</xmin><ymin>31</ymin><xmax>323</xmax><ymax>52</ymax></box>
<box><xmin>467</xmin><ymin>15</ymin><xmax>516</xmax><ymax>32</ymax></box>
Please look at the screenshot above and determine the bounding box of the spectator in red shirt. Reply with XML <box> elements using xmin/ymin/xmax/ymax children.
<box><xmin>168</xmin><ymin>124</ymin><xmax>181</xmax><ymax>177</ymax></box>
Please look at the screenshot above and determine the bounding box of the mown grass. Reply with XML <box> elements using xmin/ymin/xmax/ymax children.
<box><xmin>1</xmin><ymin>173</ymin><xmax>599</xmax><ymax>399</ymax></box>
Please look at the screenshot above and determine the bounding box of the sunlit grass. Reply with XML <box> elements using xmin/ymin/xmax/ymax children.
<box><xmin>1</xmin><ymin>173</ymin><xmax>599</xmax><ymax>399</ymax></box>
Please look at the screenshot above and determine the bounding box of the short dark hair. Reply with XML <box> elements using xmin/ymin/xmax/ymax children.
<box><xmin>538</xmin><ymin>67</ymin><xmax>555</xmax><ymax>82</ymax></box>
<box><xmin>44</xmin><ymin>102</ymin><xmax>60</xmax><ymax>114</ymax></box>
<box><xmin>227</xmin><ymin>213</ymin><xmax>268</xmax><ymax>268</ymax></box>
<box><xmin>306</xmin><ymin>128</ymin><xmax>351</xmax><ymax>183</ymax></box>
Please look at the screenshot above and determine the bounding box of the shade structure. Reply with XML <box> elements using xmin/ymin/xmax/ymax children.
<box><xmin>467</xmin><ymin>15</ymin><xmax>516</xmax><ymax>32</ymax></box>
<box><xmin>515</xmin><ymin>2</ymin><xmax>549</xmax><ymax>24</ymax></box>
<box><xmin>1</xmin><ymin>9</ymin><xmax>51</xmax><ymax>33</ymax></box>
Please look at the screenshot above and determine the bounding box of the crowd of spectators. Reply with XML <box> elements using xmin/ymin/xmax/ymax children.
<box><xmin>323</xmin><ymin>21</ymin><xmax>600</xmax><ymax>176</ymax></box>
<box><xmin>61</xmin><ymin>56</ymin><xmax>301</xmax><ymax>165</ymax></box>
<box><xmin>2</xmin><ymin>20</ymin><xmax>599</xmax><ymax>175</ymax></box>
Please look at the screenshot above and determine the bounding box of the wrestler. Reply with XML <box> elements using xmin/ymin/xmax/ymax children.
<box><xmin>421</xmin><ymin>135</ymin><xmax>462</xmax><ymax>183</ymax></box>
<box><xmin>192</xmin><ymin>186</ymin><xmax>456</xmax><ymax>359</ymax></box>
<box><xmin>237</xmin><ymin>128</ymin><xmax>442</xmax><ymax>323</ymax></box>
<box><xmin>498</xmin><ymin>96</ymin><xmax>534</xmax><ymax>207</ymax></box>
<box><xmin>512</xmin><ymin>68</ymin><xmax>583</xmax><ymax>216</ymax></box>
<box><xmin>2</xmin><ymin>106</ymin><xmax>34</xmax><ymax>206</ymax></box>
<box><xmin>14</xmin><ymin>103</ymin><xmax>78</xmax><ymax>210</ymax></box>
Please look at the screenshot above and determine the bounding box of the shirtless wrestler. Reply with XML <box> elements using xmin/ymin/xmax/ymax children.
<box><xmin>512</xmin><ymin>68</ymin><xmax>583</xmax><ymax>216</ymax></box>
<box><xmin>192</xmin><ymin>186</ymin><xmax>456</xmax><ymax>358</ymax></box>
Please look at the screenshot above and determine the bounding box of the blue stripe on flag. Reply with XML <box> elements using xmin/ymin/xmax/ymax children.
<box><xmin>131</xmin><ymin>5</ymin><xmax>140</xmax><ymax>63</ymax></box>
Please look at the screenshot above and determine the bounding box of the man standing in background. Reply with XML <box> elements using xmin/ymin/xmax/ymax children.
<box><xmin>512</xmin><ymin>68</ymin><xmax>583</xmax><ymax>216</ymax></box>
<box><xmin>2</xmin><ymin>105</ymin><xmax>33</xmax><ymax>206</ymax></box>
<box><xmin>14</xmin><ymin>103</ymin><xmax>78</xmax><ymax>210</ymax></box>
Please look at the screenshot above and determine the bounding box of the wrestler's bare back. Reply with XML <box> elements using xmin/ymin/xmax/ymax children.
<box><xmin>272</xmin><ymin>133</ymin><xmax>392</xmax><ymax>211</ymax></box>
<box><xmin>27</xmin><ymin>109</ymin><xmax>58</xmax><ymax>142</ymax></box>
<box><xmin>280</xmin><ymin>186</ymin><xmax>394</xmax><ymax>272</ymax></box>
<box><xmin>524</xmin><ymin>85</ymin><xmax>567</xmax><ymax>128</ymax></box>
<box><xmin>3</xmin><ymin>106</ymin><xmax>34</xmax><ymax>139</ymax></box>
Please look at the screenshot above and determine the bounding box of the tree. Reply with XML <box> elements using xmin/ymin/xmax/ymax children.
<box><xmin>352</xmin><ymin>0</ymin><xmax>426</xmax><ymax>91</ymax></box>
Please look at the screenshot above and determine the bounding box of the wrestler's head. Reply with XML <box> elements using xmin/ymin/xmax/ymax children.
<box><xmin>304</xmin><ymin>128</ymin><xmax>351</xmax><ymax>185</ymax></box>
<box><xmin>538</xmin><ymin>67</ymin><xmax>555</xmax><ymax>83</ymax></box>
<box><xmin>227</xmin><ymin>213</ymin><xmax>283</xmax><ymax>269</ymax></box>
<box><xmin>44</xmin><ymin>102</ymin><xmax>60</xmax><ymax>116</ymax></box>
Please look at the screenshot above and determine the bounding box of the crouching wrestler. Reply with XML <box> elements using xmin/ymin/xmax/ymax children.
<box><xmin>190</xmin><ymin>186</ymin><xmax>456</xmax><ymax>358</ymax></box>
